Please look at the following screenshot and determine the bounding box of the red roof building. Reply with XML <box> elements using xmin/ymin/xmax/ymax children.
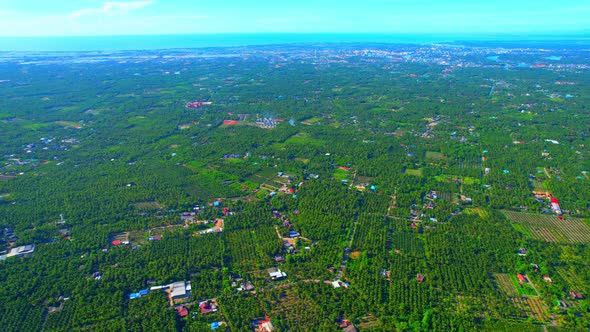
<box><xmin>176</xmin><ymin>306</ymin><xmax>188</xmax><ymax>317</ymax></box>
<box><xmin>517</xmin><ymin>273</ymin><xmax>528</xmax><ymax>282</ymax></box>
<box><xmin>199</xmin><ymin>300</ymin><xmax>218</xmax><ymax>314</ymax></box>
<box><xmin>111</xmin><ymin>240</ymin><xmax>122</xmax><ymax>246</ymax></box>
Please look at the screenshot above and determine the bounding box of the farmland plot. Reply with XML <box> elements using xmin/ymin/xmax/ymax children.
<box><xmin>503</xmin><ymin>211</ymin><xmax>590</xmax><ymax>244</ymax></box>
<box><xmin>494</xmin><ymin>273</ymin><xmax>519</xmax><ymax>296</ymax></box>
<box><xmin>555</xmin><ymin>267</ymin><xmax>587</xmax><ymax>291</ymax></box>
<box><xmin>512</xmin><ymin>297</ymin><xmax>550</xmax><ymax>323</ymax></box>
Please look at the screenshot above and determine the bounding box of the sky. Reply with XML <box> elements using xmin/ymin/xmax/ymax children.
<box><xmin>0</xmin><ymin>0</ymin><xmax>588</xmax><ymax>37</ymax></box>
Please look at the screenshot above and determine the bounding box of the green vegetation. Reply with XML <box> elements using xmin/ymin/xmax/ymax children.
<box><xmin>0</xmin><ymin>42</ymin><xmax>589</xmax><ymax>331</ymax></box>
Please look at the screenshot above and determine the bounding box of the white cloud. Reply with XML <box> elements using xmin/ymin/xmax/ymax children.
<box><xmin>71</xmin><ymin>1</ymin><xmax>155</xmax><ymax>18</ymax></box>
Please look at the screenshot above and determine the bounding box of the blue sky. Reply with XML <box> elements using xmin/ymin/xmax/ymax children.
<box><xmin>0</xmin><ymin>0</ymin><xmax>588</xmax><ymax>36</ymax></box>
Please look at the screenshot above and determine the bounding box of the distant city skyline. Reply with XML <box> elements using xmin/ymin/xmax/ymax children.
<box><xmin>0</xmin><ymin>0</ymin><xmax>589</xmax><ymax>37</ymax></box>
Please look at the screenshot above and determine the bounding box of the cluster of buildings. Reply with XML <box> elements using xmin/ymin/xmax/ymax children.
<box><xmin>198</xmin><ymin>218</ymin><xmax>224</xmax><ymax>235</ymax></box>
<box><xmin>2</xmin><ymin>226</ymin><xmax>18</xmax><ymax>244</ymax></box>
<box><xmin>255</xmin><ymin>118</ymin><xmax>280</xmax><ymax>129</ymax></box>
<box><xmin>149</xmin><ymin>280</ymin><xmax>192</xmax><ymax>305</ymax></box>
<box><xmin>549</xmin><ymin>197</ymin><xmax>562</xmax><ymax>215</ymax></box>
<box><xmin>185</xmin><ymin>101</ymin><xmax>212</xmax><ymax>109</ymax></box>
<box><xmin>532</xmin><ymin>190</ymin><xmax>564</xmax><ymax>216</ymax></box>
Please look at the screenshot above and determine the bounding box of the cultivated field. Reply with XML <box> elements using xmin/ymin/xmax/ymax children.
<box><xmin>494</xmin><ymin>273</ymin><xmax>519</xmax><ymax>296</ymax></box>
<box><xmin>513</xmin><ymin>297</ymin><xmax>550</xmax><ymax>322</ymax></box>
<box><xmin>503</xmin><ymin>211</ymin><xmax>590</xmax><ymax>244</ymax></box>
<box><xmin>495</xmin><ymin>274</ymin><xmax>549</xmax><ymax>323</ymax></box>
<box><xmin>555</xmin><ymin>267</ymin><xmax>587</xmax><ymax>291</ymax></box>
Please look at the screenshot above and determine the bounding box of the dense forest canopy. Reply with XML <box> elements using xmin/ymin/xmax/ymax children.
<box><xmin>0</xmin><ymin>42</ymin><xmax>589</xmax><ymax>331</ymax></box>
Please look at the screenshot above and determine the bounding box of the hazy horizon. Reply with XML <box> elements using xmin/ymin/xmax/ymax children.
<box><xmin>1</xmin><ymin>32</ymin><xmax>589</xmax><ymax>52</ymax></box>
<box><xmin>0</xmin><ymin>1</ymin><xmax>589</xmax><ymax>37</ymax></box>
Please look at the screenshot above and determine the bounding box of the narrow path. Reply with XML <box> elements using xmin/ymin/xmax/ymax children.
<box><xmin>274</xmin><ymin>226</ymin><xmax>282</xmax><ymax>240</ymax></box>
<box><xmin>336</xmin><ymin>213</ymin><xmax>359</xmax><ymax>280</ymax></box>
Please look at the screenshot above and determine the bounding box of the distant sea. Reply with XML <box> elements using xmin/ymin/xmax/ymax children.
<box><xmin>0</xmin><ymin>33</ymin><xmax>589</xmax><ymax>52</ymax></box>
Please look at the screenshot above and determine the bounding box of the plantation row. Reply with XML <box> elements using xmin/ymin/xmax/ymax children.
<box><xmin>504</xmin><ymin>210</ymin><xmax>590</xmax><ymax>243</ymax></box>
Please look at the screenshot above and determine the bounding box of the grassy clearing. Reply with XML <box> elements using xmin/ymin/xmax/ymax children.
<box><xmin>128</xmin><ymin>116</ymin><xmax>149</xmax><ymax>125</ymax></box>
<box><xmin>133</xmin><ymin>201</ymin><xmax>162</xmax><ymax>211</ymax></box>
<box><xmin>23</xmin><ymin>122</ymin><xmax>52</xmax><ymax>130</ymax></box>
<box><xmin>405</xmin><ymin>169</ymin><xmax>422</xmax><ymax>176</ymax></box>
<box><xmin>426</xmin><ymin>151</ymin><xmax>446</xmax><ymax>159</ymax></box>
<box><xmin>333</xmin><ymin>168</ymin><xmax>350</xmax><ymax>181</ymax></box>
<box><xmin>531</xmin><ymin>180</ymin><xmax>546</xmax><ymax>191</ymax></box>
<box><xmin>301</xmin><ymin>117</ymin><xmax>323</xmax><ymax>125</ymax></box>
<box><xmin>509</xmin><ymin>275</ymin><xmax>538</xmax><ymax>296</ymax></box>
<box><xmin>272</xmin><ymin>132</ymin><xmax>323</xmax><ymax>149</ymax></box>
<box><xmin>435</xmin><ymin>175</ymin><xmax>480</xmax><ymax>185</ymax></box>
<box><xmin>184</xmin><ymin>161</ymin><xmax>206</xmax><ymax>172</ymax></box>
<box><xmin>464</xmin><ymin>208</ymin><xmax>490</xmax><ymax>219</ymax></box>
<box><xmin>462</xmin><ymin>177</ymin><xmax>480</xmax><ymax>185</ymax></box>
<box><xmin>55</xmin><ymin>121</ymin><xmax>83</xmax><ymax>129</ymax></box>
<box><xmin>285</xmin><ymin>132</ymin><xmax>323</xmax><ymax>146</ymax></box>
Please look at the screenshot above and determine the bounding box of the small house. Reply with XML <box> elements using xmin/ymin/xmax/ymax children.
<box><xmin>199</xmin><ymin>300</ymin><xmax>218</xmax><ymax>314</ymax></box>
<box><xmin>176</xmin><ymin>306</ymin><xmax>188</xmax><ymax>317</ymax></box>
<box><xmin>517</xmin><ymin>273</ymin><xmax>528</xmax><ymax>282</ymax></box>
<box><xmin>343</xmin><ymin>325</ymin><xmax>359</xmax><ymax>332</ymax></box>
<box><xmin>253</xmin><ymin>316</ymin><xmax>274</xmax><ymax>332</ymax></box>
<box><xmin>337</xmin><ymin>319</ymin><xmax>358</xmax><ymax>332</ymax></box>
<box><xmin>543</xmin><ymin>276</ymin><xmax>553</xmax><ymax>283</ymax></box>
<box><xmin>2</xmin><ymin>244</ymin><xmax>35</xmax><ymax>259</ymax></box>
<box><xmin>417</xmin><ymin>274</ymin><xmax>425</xmax><ymax>282</ymax></box>
<box><xmin>268</xmin><ymin>268</ymin><xmax>287</xmax><ymax>280</ymax></box>
<box><xmin>238</xmin><ymin>281</ymin><xmax>255</xmax><ymax>292</ymax></box>
<box><xmin>211</xmin><ymin>322</ymin><xmax>223</xmax><ymax>330</ymax></box>
<box><xmin>570</xmin><ymin>291</ymin><xmax>584</xmax><ymax>300</ymax></box>
<box><xmin>168</xmin><ymin>281</ymin><xmax>191</xmax><ymax>303</ymax></box>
